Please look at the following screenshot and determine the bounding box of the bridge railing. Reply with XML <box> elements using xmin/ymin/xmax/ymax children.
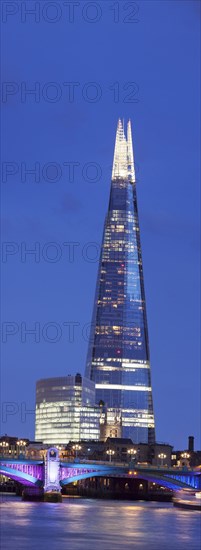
<box><xmin>61</xmin><ymin>458</ymin><xmax>129</xmax><ymax>467</ymax></box>
<box><xmin>60</xmin><ymin>459</ymin><xmax>195</xmax><ymax>473</ymax></box>
<box><xmin>0</xmin><ymin>454</ymin><xmax>44</xmax><ymax>462</ymax></box>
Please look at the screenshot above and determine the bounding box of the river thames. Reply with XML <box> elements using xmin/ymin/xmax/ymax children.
<box><xmin>0</xmin><ymin>496</ymin><xmax>200</xmax><ymax>550</ymax></box>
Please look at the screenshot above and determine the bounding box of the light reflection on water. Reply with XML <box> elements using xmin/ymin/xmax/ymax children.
<box><xmin>0</xmin><ymin>496</ymin><xmax>200</xmax><ymax>550</ymax></box>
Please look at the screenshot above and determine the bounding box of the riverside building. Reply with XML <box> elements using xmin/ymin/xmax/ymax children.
<box><xmin>35</xmin><ymin>373</ymin><xmax>100</xmax><ymax>444</ymax></box>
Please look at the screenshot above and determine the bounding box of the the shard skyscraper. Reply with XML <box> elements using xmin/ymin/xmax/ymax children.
<box><xmin>85</xmin><ymin>119</ymin><xmax>155</xmax><ymax>444</ymax></box>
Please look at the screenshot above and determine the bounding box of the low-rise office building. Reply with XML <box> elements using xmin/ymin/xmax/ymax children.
<box><xmin>35</xmin><ymin>373</ymin><xmax>100</xmax><ymax>444</ymax></box>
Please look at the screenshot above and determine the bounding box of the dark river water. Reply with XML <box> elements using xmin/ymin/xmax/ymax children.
<box><xmin>0</xmin><ymin>496</ymin><xmax>200</xmax><ymax>550</ymax></box>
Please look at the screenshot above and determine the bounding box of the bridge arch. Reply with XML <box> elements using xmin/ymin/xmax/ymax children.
<box><xmin>60</xmin><ymin>468</ymin><xmax>122</xmax><ymax>486</ymax></box>
<box><xmin>0</xmin><ymin>464</ymin><xmax>43</xmax><ymax>486</ymax></box>
<box><xmin>60</xmin><ymin>468</ymin><xmax>199</xmax><ymax>491</ymax></box>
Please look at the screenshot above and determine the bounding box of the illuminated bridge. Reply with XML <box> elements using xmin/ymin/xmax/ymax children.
<box><xmin>0</xmin><ymin>448</ymin><xmax>200</xmax><ymax>496</ymax></box>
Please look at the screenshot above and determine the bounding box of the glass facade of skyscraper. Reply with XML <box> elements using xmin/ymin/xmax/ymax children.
<box><xmin>85</xmin><ymin>120</ymin><xmax>155</xmax><ymax>444</ymax></box>
<box><xmin>35</xmin><ymin>373</ymin><xmax>100</xmax><ymax>444</ymax></box>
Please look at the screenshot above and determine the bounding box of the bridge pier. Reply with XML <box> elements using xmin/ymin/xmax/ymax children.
<box><xmin>22</xmin><ymin>486</ymin><xmax>44</xmax><ymax>501</ymax></box>
<box><xmin>43</xmin><ymin>448</ymin><xmax>62</xmax><ymax>502</ymax></box>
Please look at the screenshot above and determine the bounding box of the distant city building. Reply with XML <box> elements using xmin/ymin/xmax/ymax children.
<box><xmin>65</xmin><ymin>438</ymin><xmax>174</xmax><ymax>467</ymax></box>
<box><xmin>0</xmin><ymin>435</ymin><xmax>29</xmax><ymax>457</ymax></box>
<box><xmin>171</xmin><ymin>436</ymin><xmax>201</xmax><ymax>469</ymax></box>
<box><xmin>100</xmin><ymin>405</ymin><xmax>122</xmax><ymax>440</ymax></box>
<box><xmin>136</xmin><ymin>442</ymin><xmax>173</xmax><ymax>467</ymax></box>
<box><xmin>35</xmin><ymin>373</ymin><xmax>100</xmax><ymax>444</ymax></box>
<box><xmin>1</xmin><ymin>434</ymin><xmax>200</xmax><ymax>470</ymax></box>
<box><xmin>85</xmin><ymin>119</ymin><xmax>155</xmax><ymax>443</ymax></box>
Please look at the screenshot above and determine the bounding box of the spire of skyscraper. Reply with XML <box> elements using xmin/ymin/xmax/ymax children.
<box><xmin>112</xmin><ymin>118</ymin><xmax>135</xmax><ymax>183</ymax></box>
<box><xmin>127</xmin><ymin>119</ymin><xmax>135</xmax><ymax>183</ymax></box>
<box><xmin>85</xmin><ymin>119</ymin><xmax>155</xmax><ymax>444</ymax></box>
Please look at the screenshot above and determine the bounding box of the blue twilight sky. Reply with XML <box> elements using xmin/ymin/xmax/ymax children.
<box><xmin>1</xmin><ymin>0</ymin><xmax>200</xmax><ymax>449</ymax></box>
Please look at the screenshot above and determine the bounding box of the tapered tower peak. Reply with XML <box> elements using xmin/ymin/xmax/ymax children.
<box><xmin>112</xmin><ymin>118</ymin><xmax>136</xmax><ymax>183</ymax></box>
<box><xmin>85</xmin><ymin>120</ymin><xmax>155</xmax><ymax>444</ymax></box>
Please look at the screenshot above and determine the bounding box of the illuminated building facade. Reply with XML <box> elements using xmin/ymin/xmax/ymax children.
<box><xmin>35</xmin><ymin>373</ymin><xmax>100</xmax><ymax>444</ymax></box>
<box><xmin>100</xmin><ymin>406</ymin><xmax>122</xmax><ymax>440</ymax></box>
<box><xmin>85</xmin><ymin>119</ymin><xmax>155</xmax><ymax>444</ymax></box>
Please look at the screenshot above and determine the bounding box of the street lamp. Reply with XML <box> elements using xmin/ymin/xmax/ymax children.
<box><xmin>72</xmin><ymin>444</ymin><xmax>81</xmax><ymax>459</ymax></box>
<box><xmin>16</xmin><ymin>440</ymin><xmax>26</xmax><ymax>455</ymax></box>
<box><xmin>106</xmin><ymin>449</ymin><xmax>115</xmax><ymax>463</ymax></box>
<box><xmin>127</xmin><ymin>448</ymin><xmax>137</xmax><ymax>462</ymax></box>
<box><xmin>181</xmin><ymin>452</ymin><xmax>190</xmax><ymax>459</ymax></box>
<box><xmin>158</xmin><ymin>453</ymin><xmax>167</xmax><ymax>467</ymax></box>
